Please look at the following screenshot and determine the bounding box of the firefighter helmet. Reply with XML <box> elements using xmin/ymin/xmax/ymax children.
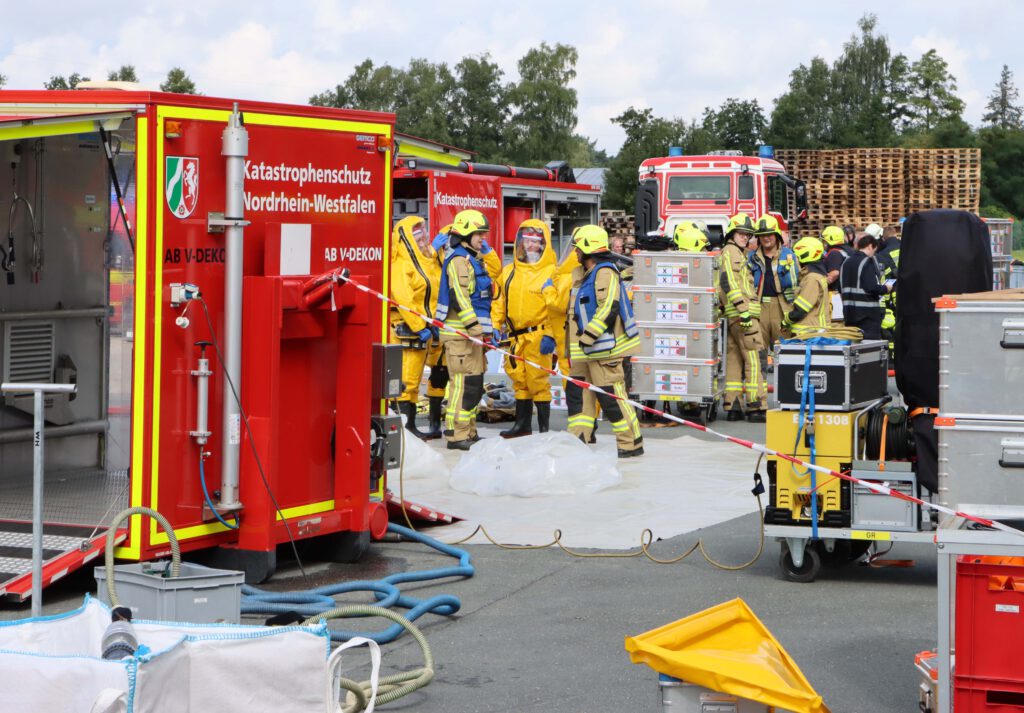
<box><xmin>725</xmin><ymin>212</ymin><xmax>756</xmax><ymax>236</ymax></box>
<box><xmin>754</xmin><ymin>214</ymin><xmax>782</xmax><ymax>236</ymax></box>
<box><xmin>864</xmin><ymin>223</ymin><xmax>884</xmax><ymax>240</ymax></box>
<box><xmin>673</xmin><ymin>225</ymin><xmax>709</xmax><ymax>253</ymax></box>
<box><xmin>793</xmin><ymin>236</ymin><xmax>825</xmax><ymax>264</ymax></box>
<box><xmin>821</xmin><ymin>225</ymin><xmax>845</xmax><ymax>247</ymax></box>
<box><xmin>571</xmin><ymin>225</ymin><xmax>610</xmax><ymax>255</ymax></box>
<box><xmin>451</xmin><ymin>209</ymin><xmax>491</xmax><ymax>237</ymax></box>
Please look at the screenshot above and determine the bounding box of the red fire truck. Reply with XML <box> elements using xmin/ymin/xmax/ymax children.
<box><xmin>392</xmin><ymin>158</ymin><xmax>602</xmax><ymax>258</ymax></box>
<box><xmin>0</xmin><ymin>90</ymin><xmax>400</xmax><ymax>596</ymax></box>
<box><xmin>636</xmin><ymin>150</ymin><xmax>807</xmax><ymax>245</ymax></box>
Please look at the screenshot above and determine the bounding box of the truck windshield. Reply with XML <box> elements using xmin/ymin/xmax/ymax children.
<box><xmin>667</xmin><ymin>176</ymin><xmax>730</xmax><ymax>200</ymax></box>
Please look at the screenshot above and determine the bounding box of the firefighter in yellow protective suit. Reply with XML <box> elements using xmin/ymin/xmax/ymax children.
<box><xmin>783</xmin><ymin>237</ymin><xmax>832</xmax><ymax>335</ymax></box>
<box><xmin>718</xmin><ymin>213</ymin><xmax>766</xmax><ymax>422</ymax></box>
<box><xmin>673</xmin><ymin>224</ymin><xmax>710</xmax><ymax>252</ymax></box>
<box><xmin>390</xmin><ymin>216</ymin><xmax>446</xmax><ymax>439</ymax></box>
<box><xmin>435</xmin><ymin>210</ymin><xmax>503</xmax><ymax>450</ymax></box>
<box><xmin>491</xmin><ymin>219</ymin><xmax>562</xmax><ymax>437</ymax></box>
<box><xmin>565</xmin><ymin>225</ymin><xmax>644</xmax><ymax>458</ymax></box>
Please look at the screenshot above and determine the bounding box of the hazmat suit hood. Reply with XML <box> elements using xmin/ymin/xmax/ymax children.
<box><xmin>513</xmin><ymin>219</ymin><xmax>555</xmax><ymax>271</ymax></box>
<box><xmin>392</xmin><ymin>216</ymin><xmax>434</xmax><ymax>263</ymax></box>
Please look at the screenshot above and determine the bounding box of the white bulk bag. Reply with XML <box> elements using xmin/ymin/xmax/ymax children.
<box><xmin>0</xmin><ymin>596</ymin><xmax>377</xmax><ymax>713</ymax></box>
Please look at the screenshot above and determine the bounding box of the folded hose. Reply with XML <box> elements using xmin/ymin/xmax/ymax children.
<box><xmin>241</xmin><ymin>523</ymin><xmax>473</xmax><ymax>642</ymax></box>
<box><xmin>104</xmin><ymin>507</ymin><xmax>181</xmax><ymax>607</ymax></box>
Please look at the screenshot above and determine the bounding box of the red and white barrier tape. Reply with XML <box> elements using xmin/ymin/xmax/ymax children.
<box><xmin>332</xmin><ymin>269</ymin><xmax>1021</xmax><ymax>537</ymax></box>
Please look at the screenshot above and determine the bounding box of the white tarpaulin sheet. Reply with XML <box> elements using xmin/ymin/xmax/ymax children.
<box><xmin>398</xmin><ymin>426</ymin><xmax>760</xmax><ymax>549</ymax></box>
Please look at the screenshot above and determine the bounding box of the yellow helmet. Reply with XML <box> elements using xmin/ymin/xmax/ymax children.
<box><xmin>793</xmin><ymin>236</ymin><xmax>825</xmax><ymax>264</ymax></box>
<box><xmin>451</xmin><ymin>209</ymin><xmax>490</xmax><ymax>237</ymax></box>
<box><xmin>821</xmin><ymin>225</ymin><xmax>844</xmax><ymax>247</ymax></box>
<box><xmin>725</xmin><ymin>212</ymin><xmax>756</xmax><ymax>237</ymax></box>
<box><xmin>571</xmin><ymin>224</ymin><xmax>610</xmax><ymax>255</ymax></box>
<box><xmin>754</xmin><ymin>214</ymin><xmax>782</xmax><ymax>237</ymax></box>
<box><xmin>673</xmin><ymin>225</ymin><xmax>709</xmax><ymax>253</ymax></box>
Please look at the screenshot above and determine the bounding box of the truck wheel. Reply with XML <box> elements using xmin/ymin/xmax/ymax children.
<box><xmin>779</xmin><ymin>543</ymin><xmax>821</xmax><ymax>583</ymax></box>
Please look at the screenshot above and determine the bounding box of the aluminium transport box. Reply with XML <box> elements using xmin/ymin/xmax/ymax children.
<box><xmin>936</xmin><ymin>416</ymin><xmax>1024</xmax><ymax>523</ymax></box>
<box><xmin>773</xmin><ymin>340</ymin><xmax>888</xmax><ymax>411</ymax></box>
<box><xmin>631</xmin><ymin>251</ymin><xmax>718</xmax><ymax>289</ymax></box>
<box><xmin>631</xmin><ymin>286</ymin><xmax>720</xmax><ymax>325</ymax></box>
<box><xmin>937</xmin><ymin>296</ymin><xmax>1024</xmax><ymax>419</ymax></box>
<box><xmin>630</xmin><ymin>356</ymin><xmax>720</xmax><ymax>401</ymax></box>
<box><xmin>637</xmin><ymin>321</ymin><xmax>719</xmax><ymax>361</ymax></box>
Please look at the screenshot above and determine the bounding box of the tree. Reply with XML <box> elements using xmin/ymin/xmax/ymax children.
<box><xmin>702</xmin><ymin>98</ymin><xmax>767</xmax><ymax>154</ymax></box>
<box><xmin>566</xmin><ymin>134</ymin><xmax>611</xmax><ymax>168</ymax></box>
<box><xmin>44</xmin><ymin>73</ymin><xmax>89</xmax><ymax>90</ymax></box>
<box><xmin>829</xmin><ymin>14</ymin><xmax>897</xmax><ymax>146</ymax></box>
<box><xmin>506</xmin><ymin>43</ymin><xmax>579</xmax><ymax>165</ymax></box>
<box><xmin>766</xmin><ymin>57</ymin><xmax>834</xmax><ymax>149</ymax></box>
<box><xmin>450</xmin><ymin>54</ymin><xmax>509</xmax><ymax>162</ymax></box>
<box><xmin>906</xmin><ymin>49</ymin><xmax>965</xmax><ymax>132</ymax></box>
<box><xmin>310</xmin><ymin>59</ymin><xmax>403</xmax><ymax>112</ymax></box>
<box><xmin>603</xmin><ymin>107</ymin><xmax>690</xmax><ymax>211</ymax></box>
<box><xmin>107</xmin><ymin>65</ymin><xmax>138</xmax><ymax>83</ymax></box>
<box><xmin>982</xmin><ymin>64</ymin><xmax>1024</xmax><ymax>130</ymax></box>
<box><xmin>885</xmin><ymin>53</ymin><xmax>914</xmax><ymax>135</ymax></box>
<box><xmin>979</xmin><ymin>128</ymin><xmax>1024</xmax><ymax>219</ymax></box>
<box><xmin>393</xmin><ymin>59</ymin><xmax>457</xmax><ymax>145</ymax></box>
<box><xmin>161</xmin><ymin>67</ymin><xmax>198</xmax><ymax>94</ymax></box>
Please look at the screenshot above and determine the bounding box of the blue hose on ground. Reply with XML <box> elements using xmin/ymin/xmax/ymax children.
<box><xmin>240</xmin><ymin>523</ymin><xmax>473</xmax><ymax>643</ymax></box>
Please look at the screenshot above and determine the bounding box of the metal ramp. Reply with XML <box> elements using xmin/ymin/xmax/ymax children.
<box><xmin>0</xmin><ymin>468</ymin><xmax>129</xmax><ymax>603</ymax></box>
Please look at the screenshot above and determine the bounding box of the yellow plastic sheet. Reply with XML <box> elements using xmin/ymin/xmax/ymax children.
<box><xmin>625</xmin><ymin>598</ymin><xmax>830</xmax><ymax>713</ymax></box>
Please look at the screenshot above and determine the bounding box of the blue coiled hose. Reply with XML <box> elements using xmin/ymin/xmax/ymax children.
<box><xmin>240</xmin><ymin>523</ymin><xmax>473</xmax><ymax>643</ymax></box>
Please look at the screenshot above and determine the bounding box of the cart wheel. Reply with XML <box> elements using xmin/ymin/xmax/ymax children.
<box><xmin>779</xmin><ymin>543</ymin><xmax>821</xmax><ymax>583</ymax></box>
<box><xmin>707</xmin><ymin>400</ymin><xmax>719</xmax><ymax>423</ymax></box>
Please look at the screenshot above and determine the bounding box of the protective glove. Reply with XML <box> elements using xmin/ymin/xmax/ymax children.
<box><xmin>739</xmin><ymin>312</ymin><xmax>753</xmax><ymax>331</ymax></box>
<box><xmin>578</xmin><ymin>330</ymin><xmax>596</xmax><ymax>348</ymax></box>
<box><xmin>781</xmin><ymin>313</ymin><xmax>793</xmax><ymax>330</ymax></box>
<box><xmin>479</xmin><ymin>239</ymin><xmax>492</xmax><ymax>255</ymax></box>
<box><xmin>430</xmin><ymin>325</ymin><xmax>439</xmax><ymax>340</ymax></box>
<box><xmin>882</xmin><ymin>309</ymin><xmax>896</xmax><ymax>330</ymax></box>
<box><xmin>431</xmin><ymin>233</ymin><xmax>448</xmax><ymax>251</ymax></box>
<box><xmin>492</xmin><ymin>329</ymin><xmax>505</xmax><ymax>345</ymax></box>
<box><xmin>540</xmin><ymin>335</ymin><xmax>556</xmax><ymax>355</ymax></box>
<box><xmin>416</xmin><ymin>327</ymin><xmax>433</xmax><ymax>343</ymax></box>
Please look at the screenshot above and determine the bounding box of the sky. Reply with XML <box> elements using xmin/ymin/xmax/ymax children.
<box><xmin>0</xmin><ymin>1</ymin><xmax>1017</xmax><ymax>154</ymax></box>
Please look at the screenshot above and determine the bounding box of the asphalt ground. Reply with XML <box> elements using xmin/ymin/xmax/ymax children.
<box><xmin>0</xmin><ymin>409</ymin><xmax>937</xmax><ymax>712</ymax></box>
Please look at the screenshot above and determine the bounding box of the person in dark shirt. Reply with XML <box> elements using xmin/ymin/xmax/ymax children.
<box><xmin>839</xmin><ymin>234</ymin><xmax>894</xmax><ymax>340</ymax></box>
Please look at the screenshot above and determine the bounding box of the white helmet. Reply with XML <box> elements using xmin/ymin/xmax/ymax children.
<box><xmin>864</xmin><ymin>223</ymin><xmax>884</xmax><ymax>240</ymax></box>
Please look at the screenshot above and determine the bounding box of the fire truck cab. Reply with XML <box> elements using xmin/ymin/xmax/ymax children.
<box><xmin>636</xmin><ymin>150</ymin><xmax>807</xmax><ymax>246</ymax></box>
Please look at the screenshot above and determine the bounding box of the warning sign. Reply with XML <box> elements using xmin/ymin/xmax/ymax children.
<box><xmin>655</xmin><ymin>369</ymin><xmax>688</xmax><ymax>395</ymax></box>
<box><xmin>654</xmin><ymin>334</ymin><xmax>688</xmax><ymax>358</ymax></box>
<box><xmin>655</xmin><ymin>263</ymin><xmax>689</xmax><ymax>287</ymax></box>
<box><xmin>655</xmin><ymin>298</ymin><xmax>688</xmax><ymax>322</ymax></box>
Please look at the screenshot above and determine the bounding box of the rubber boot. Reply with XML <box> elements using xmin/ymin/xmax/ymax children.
<box><xmin>500</xmin><ymin>399</ymin><xmax>534</xmax><ymax>438</ymax></box>
<box><xmin>397</xmin><ymin>401</ymin><xmax>425</xmax><ymax>439</ymax></box>
<box><xmin>535</xmin><ymin>402</ymin><xmax>551</xmax><ymax>433</ymax></box>
<box><xmin>422</xmin><ymin>396</ymin><xmax>444</xmax><ymax>441</ymax></box>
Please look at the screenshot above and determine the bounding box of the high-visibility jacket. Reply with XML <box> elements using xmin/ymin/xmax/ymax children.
<box><xmin>569</xmin><ymin>259</ymin><xmax>639</xmax><ymax>361</ymax></box>
<box><xmin>748</xmin><ymin>245</ymin><xmax>798</xmax><ymax>303</ymax></box>
<box><xmin>718</xmin><ymin>242</ymin><xmax>760</xmax><ymax>319</ymax></box>
<box><xmin>436</xmin><ymin>246</ymin><xmax>493</xmax><ymax>337</ymax></box>
<box><xmin>839</xmin><ymin>250</ymin><xmax>887</xmax><ymax>325</ymax></box>
<box><xmin>389</xmin><ymin>217</ymin><xmax>442</xmax><ymax>332</ymax></box>
<box><xmin>787</xmin><ymin>263</ymin><xmax>831</xmax><ymax>334</ymax></box>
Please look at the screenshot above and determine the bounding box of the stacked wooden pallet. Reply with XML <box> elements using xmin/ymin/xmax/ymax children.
<box><xmin>775</xmin><ymin>147</ymin><xmax>981</xmax><ymax>237</ymax></box>
<box><xmin>601</xmin><ymin>209</ymin><xmax>636</xmax><ymax>238</ymax></box>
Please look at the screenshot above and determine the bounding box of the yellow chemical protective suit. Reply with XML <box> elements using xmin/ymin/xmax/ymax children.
<box><xmin>491</xmin><ymin>220</ymin><xmax>562</xmax><ymax>435</ymax></box>
<box><xmin>389</xmin><ymin>217</ymin><xmax>447</xmax><ymax>439</ymax></box>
